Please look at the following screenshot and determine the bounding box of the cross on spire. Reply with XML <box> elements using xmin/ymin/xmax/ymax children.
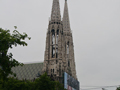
<box><xmin>51</xmin><ymin>0</ymin><xmax>61</xmax><ymax>21</ymax></box>
<box><xmin>63</xmin><ymin>0</ymin><xmax>71</xmax><ymax>32</ymax></box>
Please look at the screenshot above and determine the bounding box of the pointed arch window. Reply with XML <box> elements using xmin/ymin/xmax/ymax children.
<box><xmin>52</xmin><ymin>29</ymin><xmax>55</xmax><ymax>44</ymax></box>
<box><xmin>53</xmin><ymin>69</ymin><xmax>54</xmax><ymax>73</ymax></box>
<box><xmin>56</xmin><ymin>48</ymin><xmax>58</xmax><ymax>58</ymax></box>
<box><xmin>56</xmin><ymin>29</ymin><xmax>59</xmax><ymax>44</ymax></box>
<box><xmin>56</xmin><ymin>29</ymin><xmax>59</xmax><ymax>58</ymax></box>
<box><xmin>68</xmin><ymin>60</ymin><xmax>70</xmax><ymax>67</ymax></box>
<box><xmin>52</xmin><ymin>29</ymin><xmax>55</xmax><ymax>58</ymax></box>
<box><xmin>52</xmin><ymin>45</ymin><xmax>55</xmax><ymax>58</ymax></box>
<box><xmin>67</xmin><ymin>42</ymin><xmax>69</xmax><ymax>54</ymax></box>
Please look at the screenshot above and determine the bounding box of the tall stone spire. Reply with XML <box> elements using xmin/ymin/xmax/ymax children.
<box><xmin>63</xmin><ymin>0</ymin><xmax>71</xmax><ymax>32</ymax></box>
<box><xmin>63</xmin><ymin>0</ymin><xmax>77</xmax><ymax>80</ymax></box>
<box><xmin>51</xmin><ymin>0</ymin><xmax>61</xmax><ymax>21</ymax></box>
<box><xmin>43</xmin><ymin>0</ymin><xmax>64</xmax><ymax>82</ymax></box>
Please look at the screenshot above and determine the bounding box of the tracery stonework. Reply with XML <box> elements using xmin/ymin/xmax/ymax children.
<box><xmin>43</xmin><ymin>0</ymin><xmax>77</xmax><ymax>82</ymax></box>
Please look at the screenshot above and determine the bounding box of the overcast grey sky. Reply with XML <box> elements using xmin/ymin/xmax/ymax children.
<box><xmin>0</xmin><ymin>0</ymin><xmax>120</xmax><ymax>90</ymax></box>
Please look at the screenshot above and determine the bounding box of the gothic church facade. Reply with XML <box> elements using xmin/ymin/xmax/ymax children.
<box><xmin>43</xmin><ymin>0</ymin><xmax>77</xmax><ymax>81</ymax></box>
<box><xmin>11</xmin><ymin>0</ymin><xmax>77</xmax><ymax>82</ymax></box>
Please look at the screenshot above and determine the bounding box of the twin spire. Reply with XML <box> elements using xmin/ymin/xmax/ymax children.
<box><xmin>63</xmin><ymin>0</ymin><xmax>71</xmax><ymax>32</ymax></box>
<box><xmin>51</xmin><ymin>0</ymin><xmax>61</xmax><ymax>21</ymax></box>
<box><xmin>51</xmin><ymin>0</ymin><xmax>71</xmax><ymax>31</ymax></box>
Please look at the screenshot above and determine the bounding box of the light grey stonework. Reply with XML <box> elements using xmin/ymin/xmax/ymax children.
<box><xmin>43</xmin><ymin>0</ymin><xmax>77</xmax><ymax>81</ymax></box>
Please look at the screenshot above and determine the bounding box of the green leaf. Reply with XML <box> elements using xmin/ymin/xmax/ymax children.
<box><xmin>0</xmin><ymin>27</ymin><xmax>30</xmax><ymax>81</ymax></box>
<box><xmin>14</xmin><ymin>26</ymin><xmax>17</xmax><ymax>29</ymax></box>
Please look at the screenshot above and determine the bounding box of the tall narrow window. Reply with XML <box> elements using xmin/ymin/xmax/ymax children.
<box><xmin>68</xmin><ymin>61</ymin><xmax>70</xmax><ymax>67</ymax></box>
<box><xmin>52</xmin><ymin>29</ymin><xmax>55</xmax><ymax>58</ymax></box>
<box><xmin>67</xmin><ymin>42</ymin><xmax>69</xmax><ymax>54</ymax></box>
<box><xmin>52</xmin><ymin>30</ymin><xmax>55</xmax><ymax>44</ymax></box>
<box><xmin>52</xmin><ymin>45</ymin><xmax>55</xmax><ymax>58</ymax></box>
<box><xmin>53</xmin><ymin>69</ymin><xmax>54</xmax><ymax>73</ymax></box>
<box><xmin>56</xmin><ymin>48</ymin><xmax>58</xmax><ymax>58</ymax></box>
<box><xmin>56</xmin><ymin>29</ymin><xmax>59</xmax><ymax>58</ymax></box>
<box><xmin>56</xmin><ymin>29</ymin><xmax>59</xmax><ymax>44</ymax></box>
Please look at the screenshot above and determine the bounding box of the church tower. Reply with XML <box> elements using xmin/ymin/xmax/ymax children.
<box><xmin>43</xmin><ymin>0</ymin><xmax>77</xmax><ymax>82</ymax></box>
<box><xmin>63</xmin><ymin>0</ymin><xmax>77</xmax><ymax>79</ymax></box>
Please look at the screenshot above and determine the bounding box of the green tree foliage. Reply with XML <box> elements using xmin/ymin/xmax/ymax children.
<box><xmin>34</xmin><ymin>73</ymin><xmax>66</xmax><ymax>90</ymax></box>
<box><xmin>0</xmin><ymin>73</ymin><xmax>66</xmax><ymax>90</ymax></box>
<box><xmin>34</xmin><ymin>73</ymin><xmax>55</xmax><ymax>90</ymax></box>
<box><xmin>0</xmin><ymin>27</ymin><xmax>31</xmax><ymax>81</ymax></box>
<box><xmin>0</xmin><ymin>27</ymin><xmax>66</xmax><ymax>90</ymax></box>
<box><xmin>0</xmin><ymin>77</ymin><xmax>34</xmax><ymax>90</ymax></box>
<box><xmin>117</xmin><ymin>87</ymin><xmax>120</xmax><ymax>90</ymax></box>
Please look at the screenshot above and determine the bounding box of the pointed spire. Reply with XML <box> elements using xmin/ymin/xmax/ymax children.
<box><xmin>51</xmin><ymin>0</ymin><xmax>61</xmax><ymax>21</ymax></box>
<box><xmin>63</xmin><ymin>0</ymin><xmax>71</xmax><ymax>32</ymax></box>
